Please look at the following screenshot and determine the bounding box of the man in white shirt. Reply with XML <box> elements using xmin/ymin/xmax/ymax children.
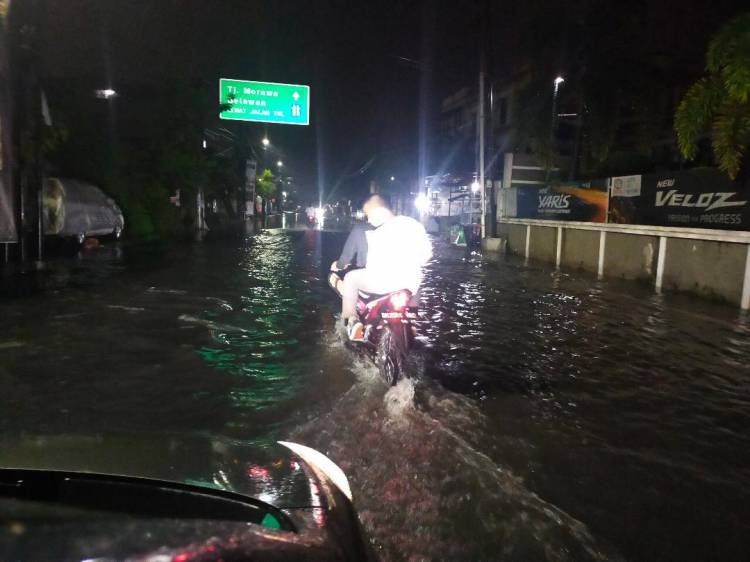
<box><xmin>338</xmin><ymin>194</ymin><xmax>432</xmax><ymax>340</ymax></box>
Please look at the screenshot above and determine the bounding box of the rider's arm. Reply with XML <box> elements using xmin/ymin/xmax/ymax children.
<box><xmin>336</xmin><ymin>226</ymin><xmax>361</xmax><ymax>270</ymax></box>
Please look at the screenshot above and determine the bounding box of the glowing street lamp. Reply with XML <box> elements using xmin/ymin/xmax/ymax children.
<box><xmin>277</xmin><ymin>160</ymin><xmax>283</xmax><ymax>167</ymax></box>
<box><xmin>390</xmin><ymin>176</ymin><xmax>395</xmax><ymax>181</ymax></box>
<box><xmin>95</xmin><ymin>88</ymin><xmax>117</xmax><ymax>99</ymax></box>
<box><xmin>471</xmin><ymin>180</ymin><xmax>481</xmax><ymax>193</ymax></box>
<box><xmin>551</xmin><ymin>75</ymin><xmax>565</xmax><ymax>142</ymax></box>
<box><xmin>262</xmin><ymin>137</ymin><xmax>270</xmax><ymax>147</ymax></box>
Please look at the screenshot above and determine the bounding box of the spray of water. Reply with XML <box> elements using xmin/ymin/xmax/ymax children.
<box><xmin>288</xmin><ymin>337</ymin><xmax>623</xmax><ymax>562</ymax></box>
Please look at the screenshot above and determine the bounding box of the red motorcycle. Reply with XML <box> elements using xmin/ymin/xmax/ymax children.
<box><xmin>329</xmin><ymin>269</ymin><xmax>418</xmax><ymax>385</ymax></box>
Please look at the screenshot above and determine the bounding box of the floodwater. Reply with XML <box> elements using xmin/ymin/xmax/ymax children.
<box><xmin>1</xmin><ymin>227</ymin><xmax>749</xmax><ymax>561</ymax></box>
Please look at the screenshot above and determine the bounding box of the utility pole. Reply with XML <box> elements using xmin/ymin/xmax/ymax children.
<box><xmin>477</xmin><ymin>51</ymin><xmax>486</xmax><ymax>239</ymax></box>
<box><xmin>17</xmin><ymin>0</ymin><xmax>43</xmax><ymax>265</ymax></box>
<box><xmin>0</xmin><ymin>0</ymin><xmax>16</xmax><ymax>258</ymax></box>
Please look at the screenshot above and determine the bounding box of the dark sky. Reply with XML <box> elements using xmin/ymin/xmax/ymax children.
<box><xmin>28</xmin><ymin>0</ymin><xmax>749</xmax><ymax>201</ymax></box>
<box><xmin>32</xmin><ymin>0</ymin><xmax>479</xmax><ymax>201</ymax></box>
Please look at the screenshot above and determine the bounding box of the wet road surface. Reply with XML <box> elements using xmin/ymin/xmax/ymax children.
<box><xmin>1</xmin><ymin>228</ymin><xmax>749</xmax><ymax>561</ymax></box>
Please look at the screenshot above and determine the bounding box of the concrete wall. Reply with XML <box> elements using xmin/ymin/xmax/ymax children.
<box><xmin>663</xmin><ymin>238</ymin><xmax>745</xmax><ymax>304</ymax></box>
<box><xmin>506</xmin><ymin>223</ymin><xmax>527</xmax><ymax>256</ymax></box>
<box><xmin>604</xmin><ymin>232</ymin><xmax>658</xmax><ymax>281</ymax></box>
<box><xmin>494</xmin><ymin>220</ymin><xmax>750</xmax><ymax>307</ymax></box>
<box><xmin>529</xmin><ymin>225</ymin><xmax>557</xmax><ymax>263</ymax></box>
<box><xmin>496</xmin><ymin>222</ymin><xmax>511</xmax><ymax>240</ymax></box>
<box><xmin>561</xmin><ymin>229</ymin><xmax>600</xmax><ymax>273</ymax></box>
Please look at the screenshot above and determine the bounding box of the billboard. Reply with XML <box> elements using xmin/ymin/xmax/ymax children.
<box><xmin>609</xmin><ymin>169</ymin><xmax>750</xmax><ymax>230</ymax></box>
<box><xmin>513</xmin><ymin>179</ymin><xmax>609</xmax><ymax>222</ymax></box>
<box><xmin>219</xmin><ymin>79</ymin><xmax>310</xmax><ymax>126</ymax></box>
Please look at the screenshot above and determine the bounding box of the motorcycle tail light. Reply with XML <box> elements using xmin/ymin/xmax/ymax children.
<box><xmin>389</xmin><ymin>291</ymin><xmax>409</xmax><ymax>311</ymax></box>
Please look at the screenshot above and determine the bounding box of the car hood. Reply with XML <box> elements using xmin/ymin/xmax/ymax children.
<box><xmin>0</xmin><ymin>433</ymin><xmax>322</xmax><ymax>509</ymax></box>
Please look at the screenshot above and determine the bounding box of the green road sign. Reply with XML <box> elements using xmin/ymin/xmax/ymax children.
<box><xmin>219</xmin><ymin>79</ymin><xmax>310</xmax><ymax>125</ymax></box>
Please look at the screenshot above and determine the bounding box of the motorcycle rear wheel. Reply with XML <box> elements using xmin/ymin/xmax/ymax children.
<box><xmin>376</xmin><ymin>323</ymin><xmax>407</xmax><ymax>386</ymax></box>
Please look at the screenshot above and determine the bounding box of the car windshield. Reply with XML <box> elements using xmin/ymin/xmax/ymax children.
<box><xmin>2</xmin><ymin>1</ymin><xmax>750</xmax><ymax>561</ymax></box>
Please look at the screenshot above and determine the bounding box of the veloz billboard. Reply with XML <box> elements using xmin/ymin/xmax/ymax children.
<box><xmin>609</xmin><ymin>169</ymin><xmax>750</xmax><ymax>230</ymax></box>
<box><xmin>219</xmin><ymin>79</ymin><xmax>310</xmax><ymax>126</ymax></box>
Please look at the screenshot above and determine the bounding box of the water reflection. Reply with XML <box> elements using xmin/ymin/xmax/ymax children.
<box><xmin>192</xmin><ymin>232</ymin><xmax>317</xmax><ymax>444</ymax></box>
<box><xmin>2</xmin><ymin>232</ymin><xmax>750</xmax><ymax>561</ymax></box>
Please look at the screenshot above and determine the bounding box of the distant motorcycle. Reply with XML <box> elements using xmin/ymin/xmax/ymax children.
<box><xmin>329</xmin><ymin>269</ymin><xmax>417</xmax><ymax>385</ymax></box>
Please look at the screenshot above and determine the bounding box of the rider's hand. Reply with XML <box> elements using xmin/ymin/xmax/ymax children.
<box><xmin>330</xmin><ymin>260</ymin><xmax>339</xmax><ymax>272</ymax></box>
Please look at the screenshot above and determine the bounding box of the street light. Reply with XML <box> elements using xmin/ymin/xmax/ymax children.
<box><xmin>390</xmin><ymin>176</ymin><xmax>395</xmax><ymax>181</ymax></box>
<box><xmin>471</xmin><ymin>180</ymin><xmax>481</xmax><ymax>193</ymax></box>
<box><xmin>95</xmin><ymin>88</ymin><xmax>117</xmax><ymax>99</ymax></box>
<box><xmin>262</xmin><ymin>137</ymin><xmax>270</xmax><ymax>147</ymax></box>
<box><xmin>551</xmin><ymin>76</ymin><xmax>565</xmax><ymax>134</ymax></box>
<box><xmin>277</xmin><ymin>160</ymin><xmax>283</xmax><ymax>167</ymax></box>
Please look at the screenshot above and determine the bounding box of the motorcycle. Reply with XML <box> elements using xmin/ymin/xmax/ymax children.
<box><xmin>329</xmin><ymin>269</ymin><xmax>418</xmax><ymax>385</ymax></box>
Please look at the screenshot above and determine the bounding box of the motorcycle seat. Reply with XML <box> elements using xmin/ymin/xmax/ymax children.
<box><xmin>358</xmin><ymin>289</ymin><xmax>419</xmax><ymax>309</ymax></box>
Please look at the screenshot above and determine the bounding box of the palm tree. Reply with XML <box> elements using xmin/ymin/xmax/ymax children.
<box><xmin>675</xmin><ymin>12</ymin><xmax>750</xmax><ymax>180</ymax></box>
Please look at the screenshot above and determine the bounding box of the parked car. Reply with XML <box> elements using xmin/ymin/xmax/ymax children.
<box><xmin>43</xmin><ymin>177</ymin><xmax>124</xmax><ymax>244</ymax></box>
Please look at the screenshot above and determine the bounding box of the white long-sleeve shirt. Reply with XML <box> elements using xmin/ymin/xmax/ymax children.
<box><xmin>364</xmin><ymin>215</ymin><xmax>432</xmax><ymax>293</ymax></box>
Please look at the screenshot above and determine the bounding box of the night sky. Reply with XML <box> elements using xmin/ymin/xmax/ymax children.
<box><xmin>28</xmin><ymin>0</ymin><xmax>749</xmax><ymax>201</ymax></box>
<box><xmin>33</xmin><ymin>0</ymin><xmax>480</xmax><ymax>200</ymax></box>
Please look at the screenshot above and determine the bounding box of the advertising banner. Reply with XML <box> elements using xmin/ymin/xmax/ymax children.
<box><xmin>609</xmin><ymin>169</ymin><xmax>750</xmax><ymax>230</ymax></box>
<box><xmin>514</xmin><ymin>179</ymin><xmax>609</xmax><ymax>222</ymax></box>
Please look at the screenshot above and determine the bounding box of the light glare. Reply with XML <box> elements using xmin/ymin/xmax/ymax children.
<box><xmin>95</xmin><ymin>89</ymin><xmax>117</xmax><ymax>99</ymax></box>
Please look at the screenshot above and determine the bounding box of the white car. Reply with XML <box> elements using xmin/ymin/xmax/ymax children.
<box><xmin>43</xmin><ymin>177</ymin><xmax>124</xmax><ymax>244</ymax></box>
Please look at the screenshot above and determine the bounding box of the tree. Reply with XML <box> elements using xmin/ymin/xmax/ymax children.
<box><xmin>675</xmin><ymin>12</ymin><xmax>750</xmax><ymax>180</ymax></box>
<box><xmin>256</xmin><ymin>168</ymin><xmax>277</xmax><ymax>199</ymax></box>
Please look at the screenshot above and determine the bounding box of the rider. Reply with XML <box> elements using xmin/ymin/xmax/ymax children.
<box><xmin>305</xmin><ymin>204</ymin><xmax>317</xmax><ymax>224</ymax></box>
<box><xmin>329</xmin><ymin>209</ymin><xmax>373</xmax><ymax>286</ymax></box>
<box><xmin>336</xmin><ymin>194</ymin><xmax>432</xmax><ymax>340</ymax></box>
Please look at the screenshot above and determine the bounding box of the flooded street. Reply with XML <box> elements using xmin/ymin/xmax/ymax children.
<box><xmin>2</xmin><ymin>229</ymin><xmax>749</xmax><ymax>561</ymax></box>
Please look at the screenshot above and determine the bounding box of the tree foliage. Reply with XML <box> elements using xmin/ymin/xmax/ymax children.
<box><xmin>675</xmin><ymin>12</ymin><xmax>750</xmax><ymax>179</ymax></box>
<box><xmin>43</xmin><ymin>81</ymin><xmax>239</xmax><ymax>240</ymax></box>
<box><xmin>256</xmin><ymin>168</ymin><xmax>277</xmax><ymax>199</ymax></box>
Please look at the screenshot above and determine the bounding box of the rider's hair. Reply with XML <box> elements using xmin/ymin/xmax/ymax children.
<box><xmin>363</xmin><ymin>193</ymin><xmax>391</xmax><ymax>210</ymax></box>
